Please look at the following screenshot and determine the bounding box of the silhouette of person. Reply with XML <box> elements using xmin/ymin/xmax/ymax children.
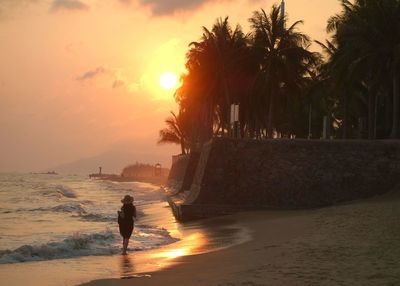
<box><xmin>118</xmin><ymin>195</ymin><xmax>136</xmax><ymax>255</ymax></box>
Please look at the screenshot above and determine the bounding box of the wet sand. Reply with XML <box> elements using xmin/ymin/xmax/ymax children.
<box><xmin>81</xmin><ymin>187</ymin><xmax>400</xmax><ymax>286</ymax></box>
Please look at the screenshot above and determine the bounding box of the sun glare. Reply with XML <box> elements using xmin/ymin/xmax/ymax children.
<box><xmin>160</xmin><ymin>72</ymin><xmax>178</xmax><ymax>90</ymax></box>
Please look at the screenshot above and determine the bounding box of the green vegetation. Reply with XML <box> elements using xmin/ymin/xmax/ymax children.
<box><xmin>121</xmin><ymin>162</ymin><xmax>168</xmax><ymax>178</ymax></box>
<box><xmin>159</xmin><ymin>0</ymin><xmax>400</xmax><ymax>153</ymax></box>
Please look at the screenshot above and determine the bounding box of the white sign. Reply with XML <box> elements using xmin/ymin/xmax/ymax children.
<box><xmin>230</xmin><ymin>104</ymin><xmax>239</xmax><ymax>123</ymax></box>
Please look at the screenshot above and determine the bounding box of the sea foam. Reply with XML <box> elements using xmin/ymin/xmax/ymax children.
<box><xmin>0</xmin><ymin>231</ymin><xmax>117</xmax><ymax>264</ymax></box>
<box><xmin>55</xmin><ymin>185</ymin><xmax>77</xmax><ymax>198</ymax></box>
<box><xmin>0</xmin><ymin>226</ymin><xmax>179</xmax><ymax>264</ymax></box>
<box><xmin>29</xmin><ymin>202</ymin><xmax>87</xmax><ymax>214</ymax></box>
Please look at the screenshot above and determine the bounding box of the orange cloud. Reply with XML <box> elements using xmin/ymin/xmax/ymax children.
<box><xmin>50</xmin><ymin>0</ymin><xmax>89</xmax><ymax>12</ymax></box>
<box><xmin>121</xmin><ymin>0</ymin><xmax>229</xmax><ymax>16</ymax></box>
<box><xmin>76</xmin><ymin>67</ymin><xmax>107</xmax><ymax>82</ymax></box>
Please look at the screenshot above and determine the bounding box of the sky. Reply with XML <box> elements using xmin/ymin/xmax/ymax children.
<box><xmin>0</xmin><ymin>0</ymin><xmax>341</xmax><ymax>173</ymax></box>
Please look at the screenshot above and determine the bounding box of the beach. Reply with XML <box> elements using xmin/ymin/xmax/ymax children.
<box><xmin>82</xmin><ymin>186</ymin><xmax>400</xmax><ymax>286</ymax></box>
<box><xmin>3</xmin><ymin>1</ymin><xmax>400</xmax><ymax>286</ymax></box>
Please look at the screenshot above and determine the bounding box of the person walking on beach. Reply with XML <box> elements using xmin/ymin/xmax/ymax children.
<box><xmin>118</xmin><ymin>195</ymin><xmax>136</xmax><ymax>255</ymax></box>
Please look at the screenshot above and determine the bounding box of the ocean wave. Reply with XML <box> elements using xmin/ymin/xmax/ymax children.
<box><xmin>78</xmin><ymin>209</ymin><xmax>145</xmax><ymax>222</ymax></box>
<box><xmin>29</xmin><ymin>202</ymin><xmax>87</xmax><ymax>214</ymax></box>
<box><xmin>55</xmin><ymin>185</ymin><xmax>77</xmax><ymax>198</ymax></box>
<box><xmin>78</xmin><ymin>213</ymin><xmax>114</xmax><ymax>222</ymax></box>
<box><xmin>137</xmin><ymin>209</ymin><xmax>145</xmax><ymax>217</ymax></box>
<box><xmin>52</xmin><ymin>203</ymin><xmax>86</xmax><ymax>214</ymax></box>
<box><xmin>134</xmin><ymin>227</ymin><xmax>180</xmax><ymax>247</ymax></box>
<box><xmin>0</xmin><ymin>231</ymin><xmax>118</xmax><ymax>264</ymax></box>
<box><xmin>0</xmin><ymin>227</ymin><xmax>180</xmax><ymax>264</ymax></box>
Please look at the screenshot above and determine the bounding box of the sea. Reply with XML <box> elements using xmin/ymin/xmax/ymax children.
<box><xmin>0</xmin><ymin>173</ymin><xmax>250</xmax><ymax>286</ymax></box>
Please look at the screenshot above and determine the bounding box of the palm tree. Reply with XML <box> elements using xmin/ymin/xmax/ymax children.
<box><xmin>316</xmin><ymin>38</ymin><xmax>361</xmax><ymax>139</ymax></box>
<box><xmin>327</xmin><ymin>0</ymin><xmax>400</xmax><ymax>139</ymax></box>
<box><xmin>249</xmin><ymin>5</ymin><xmax>318</xmax><ymax>138</ymax></box>
<box><xmin>158</xmin><ymin>111</ymin><xmax>188</xmax><ymax>154</ymax></box>
<box><xmin>177</xmin><ymin>17</ymin><xmax>251</xmax><ymax>141</ymax></box>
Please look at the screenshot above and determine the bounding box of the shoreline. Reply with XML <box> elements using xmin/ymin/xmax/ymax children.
<box><xmin>81</xmin><ymin>188</ymin><xmax>400</xmax><ymax>286</ymax></box>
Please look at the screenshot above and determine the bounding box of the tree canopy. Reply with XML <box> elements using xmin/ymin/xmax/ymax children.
<box><xmin>159</xmin><ymin>0</ymin><xmax>400</xmax><ymax>153</ymax></box>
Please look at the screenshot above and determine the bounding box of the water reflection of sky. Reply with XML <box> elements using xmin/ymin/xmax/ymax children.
<box><xmin>137</xmin><ymin>216</ymin><xmax>251</xmax><ymax>271</ymax></box>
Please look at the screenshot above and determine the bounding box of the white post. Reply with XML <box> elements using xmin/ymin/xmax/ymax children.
<box><xmin>234</xmin><ymin>104</ymin><xmax>239</xmax><ymax>138</ymax></box>
<box><xmin>230</xmin><ymin>104</ymin><xmax>234</xmax><ymax>137</ymax></box>
<box><xmin>230</xmin><ymin>104</ymin><xmax>240</xmax><ymax>138</ymax></box>
<box><xmin>234</xmin><ymin>104</ymin><xmax>239</xmax><ymax>122</ymax></box>
<box><xmin>230</xmin><ymin>104</ymin><xmax>235</xmax><ymax>125</ymax></box>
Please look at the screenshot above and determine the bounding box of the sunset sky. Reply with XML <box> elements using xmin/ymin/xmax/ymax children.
<box><xmin>0</xmin><ymin>0</ymin><xmax>341</xmax><ymax>173</ymax></box>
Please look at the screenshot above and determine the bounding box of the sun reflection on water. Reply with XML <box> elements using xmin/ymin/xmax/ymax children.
<box><xmin>164</xmin><ymin>249</ymin><xmax>187</xmax><ymax>259</ymax></box>
<box><xmin>150</xmin><ymin>232</ymin><xmax>208</xmax><ymax>261</ymax></box>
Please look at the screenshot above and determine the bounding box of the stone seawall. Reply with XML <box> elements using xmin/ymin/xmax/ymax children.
<box><xmin>166</xmin><ymin>154</ymin><xmax>189</xmax><ymax>193</ymax></box>
<box><xmin>168</xmin><ymin>138</ymin><xmax>400</xmax><ymax>221</ymax></box>
<box><xmin>166</xmin><ymin>153</ymin><xmax>201</xmax><ymax>194</ymax></box>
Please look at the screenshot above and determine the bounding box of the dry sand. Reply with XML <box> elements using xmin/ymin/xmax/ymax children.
<box><xmin>81</xmin><ymin>188</ymin><xmax>400</xmax><ymax>286</ymax></box>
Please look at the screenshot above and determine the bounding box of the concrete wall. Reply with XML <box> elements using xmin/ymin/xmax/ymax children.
<box><xmin>166</xmin><ymin>153</ymin><xmax>201</xmax><ymax>194</ymax></box>
<box><xmin>183</xmin><ymin>138</ymin><xmax>400</xmax><ymax>208</ymax></box>
<box><xmin>181</xmin><ymin>152</ymin><xmax>201</xmax><ymax>192</ymax></box>
<box><xmin>166</xmin><ymin>154</ymin><xmax>190</xmax><ymax>193</ymax></box>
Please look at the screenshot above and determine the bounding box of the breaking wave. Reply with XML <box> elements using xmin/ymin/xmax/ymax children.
<box><xmin>0</xmin><ymin>226</ymin><xmax>179</xmax><ymax>264</ymax></box>
<box><xmin>29</xmin><ymin>202</ymin><xmax>87</xmax><ymax>214</ymax></box>
<box><xmin>134</xmin><ymin>226</ymin><xmax>179</xmax><ymax>249</ymax></box>
<box><xmin>52</xmin><ymin>203</ymin><xmax>86</xmax><ymax>214</ymax></box>
<box><xmin>0</xmin><ymin>230</ymin><xmax>117</xmax><ymax>264</ymax></box>
<box><xmin>78</xmin><ymin>209</ymin><xmax>145</xmax><ymax>222</ymax></box>
<box><xmin>55</xmin><ymin>185</ymin><xmax>77</xmax><ymax>198</ymax></box>
<box><xmin>78</xmin><ymin>213</ymin><xmax>114</xmax><ymax>222</ymax></box>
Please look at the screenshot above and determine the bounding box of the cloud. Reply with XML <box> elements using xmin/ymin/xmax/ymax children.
<box><xmin>112</xmin><ymin>80</ymin><xmax>125</xmax><ymax>89</ymax></box>
<box><xmin>118</xmin><ymin>0</ymin><xmax>132</xmax><ymax>5</ymax></box>
<box><xmin>0</xmin><ymin>0</ymin><xmax>38</xmax><ymax>20</ymax></box>
<box><xmin>76</xmin><ymin>67</ymin><xmax>133</xmax><ymax>90</ymax></box>
<box><xmin>121</xmin><ymin>0</ymin><xmax>212</xmax><ymax>16</ymax></box>
<box><xmin>76</xmin><ymin>67</ymin><xmax>107</xmax><ymax>82</ymax></box>
<box><xmin>50</xmin><ymin>0</ymin><xmax>89</xmax><ymax>12</ymax></box>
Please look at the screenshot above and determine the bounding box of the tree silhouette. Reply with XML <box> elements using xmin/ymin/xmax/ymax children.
<box><xmin>158</xmin><ymin>111</ymin><xmax>189</xmax><ymax>154</ymax></box>
<box><xmin>249</xmin><ymin>5</ymin><xmax>318</xmax><ymax>138</ymax></box>
<box><xmin>327</xmin><ymin>0</ymin><xmax>400</xmax><ymax>138</ymax></box>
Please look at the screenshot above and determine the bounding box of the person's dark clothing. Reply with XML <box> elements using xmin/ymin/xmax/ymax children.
<box><xmin>118</xmin><ymin>203</ymin><xmax>136</xmax><ymax>239</ymax></box>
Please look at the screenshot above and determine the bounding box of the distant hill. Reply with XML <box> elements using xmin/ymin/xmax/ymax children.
<box><xmin>49</xmin><ymin>150</ymin><xmax>173</xmax><ymax>175</ymax></box>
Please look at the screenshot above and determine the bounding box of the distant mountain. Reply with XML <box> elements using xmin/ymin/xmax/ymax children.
<box><xmin>49</xmin><ymin>150</ymin><xmax>174</xmax><ymax>175</ymax></box>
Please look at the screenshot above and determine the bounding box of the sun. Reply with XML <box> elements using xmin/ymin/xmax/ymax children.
<box><xmin>160</xmin><ymin>72</ymin><xmax>178</xmax><ymax>90</ymax></box>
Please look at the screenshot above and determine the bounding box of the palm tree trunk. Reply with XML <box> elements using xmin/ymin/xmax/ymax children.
<box><xmin>374</xmin><ymin>93</ymin><xmax>378</xmax><ymax>139</ymax></box>
<box><xmin>342</xmin><ymin>92</ymin><xmax>348</xmax><ymax>139</ymax></box>
<box><xmin>180</xmin><ymin>138</ymin><xmax>186</xmax><ymax>155</ymax></box>
<box><xmin>390</xmin><ymin>71</ymin><xmax>399</xmax><ymax>138</ymax></box>
<box><xmin>214</xmin><ymin>120</ymin><xmax>222</xmax><ymax>136</ymax></box>
<box><xmin>267</xmin><ymin>89</ymin><xmax>274</xmax><ymax>139</ymax></box>
<box><xmin>385</xmin><ymin>92</ymin><xmax>392</xmax><ymax>134</ymax></box>
<box><xmin>368</xmin><ymin>89</ymin><xmax>376</xmax><ymax>140</ymax></box>
<box><xmin>222</xmin><ymin>73</ymin><xmax>231</xmax><ymax>135</ymax></box>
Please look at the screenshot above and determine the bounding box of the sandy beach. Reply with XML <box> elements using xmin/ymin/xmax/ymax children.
<box><xmin>82</xmin><ymin>186</ymin><xmax>400</xmax><ymax>286</ymax></box>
